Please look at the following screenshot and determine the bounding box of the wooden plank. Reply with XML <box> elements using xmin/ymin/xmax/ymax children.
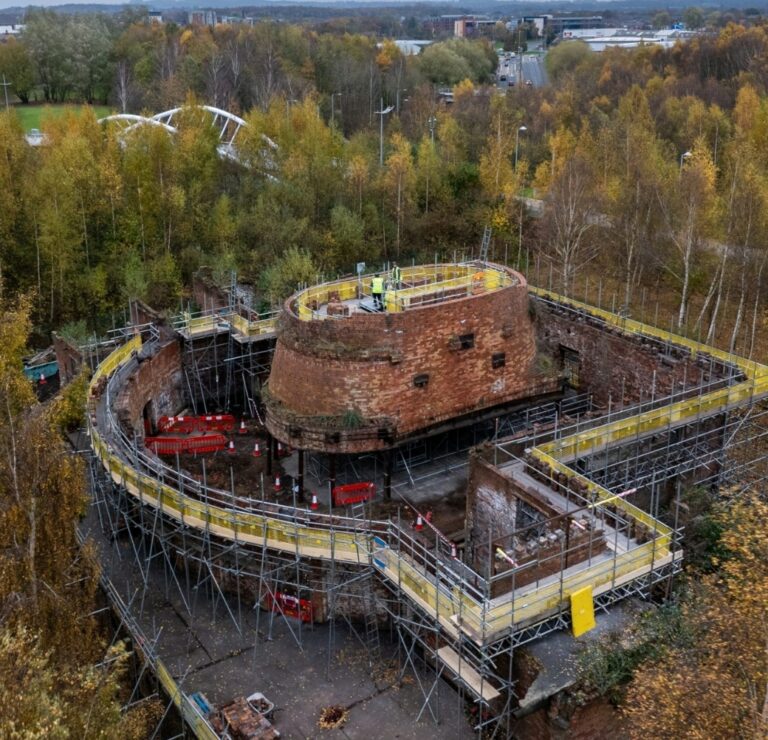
<box><xmin>436</xmin><ymin>646</ymin><xmax>501</xmax><ymax>702</ymax></box>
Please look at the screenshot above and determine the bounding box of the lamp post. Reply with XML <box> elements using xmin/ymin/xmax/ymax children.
<box><xmin>428</xmin><ymin>115</ymin><xmax>437</xmax><ymax>144</ymax></box>
<box><xmin>396</xmin><ymin>88</ymin><xmax>408</xmax><ymax>114</ymax></box>
<box><xmin>375</xmin><ymin>99</ymin><xmax>394</xmax><ymax>166</ymax></box>
<box><xmin>515</xmin><ymin>125</ymin><xmax>527</xmax><ymax>168</ymax></box>
<box><xmin>330</xmin><ymin>92</ymin><xmax>342</xmax><ymax>127</ymax></box>
<box><xmin>679</xmin><ymin>150</ymin><xmax>692</xmax><ymax>172</ymax></box>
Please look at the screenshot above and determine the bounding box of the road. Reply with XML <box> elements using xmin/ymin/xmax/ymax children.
<box><xmin>495</xmin><ymin>53</ymin><xmax>548</xmax><ymax>89</ymax></box>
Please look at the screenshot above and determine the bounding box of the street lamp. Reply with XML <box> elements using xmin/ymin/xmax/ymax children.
<box><xmin>679</xmin><ymin>150</ymin><xmax>692</xmax><ymax>171</ymax></box>
<box><xmin>375</xmin><ymin>99</ymin><xmax>394</xmax><ymax>166</ymax></box>
<box><xmin>396</xmin><ymin>88</ymin><xmax>408</xmax><ymax>114</ymax></box>
<box><xmin>428</xmin><ymin>115</ymin><xmax>437</xmax><ymax>144</ymax></box>
<box><xmin>515</xmin><ymin>125</ymin><xmax>527</xmax><ymax>168</ymax></box>
<box><xmin>330</xmin><ymin>92</ymin><xmax>342</xmax><ymax>127</ymax></box>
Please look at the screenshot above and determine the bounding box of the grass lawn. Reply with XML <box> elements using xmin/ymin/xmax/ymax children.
<box><xmin>13</xmin><ymin>104</ymin><xmax>113</xmax><ymax>131</ymax></box>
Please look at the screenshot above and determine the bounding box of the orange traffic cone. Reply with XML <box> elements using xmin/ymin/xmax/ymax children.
<box><xmin>227</xmin><ymin>439</ymin><xmax>236</xmax><ymax>455</ymax></box>
<box><xmin>414</xmin><ymin>514</ymin><xmax>424</xmax><ymax>532</ymax></box>
<box><xmin>274</xmin><ymin>475</ymin><xmax>282</xmax><ymax>492</ymax></box>
<box><xmin>38</xmin><ymin>372</ymin><xmax>47</xmax><ymax>385</ymax></box>
<box><xmin>277</xmin><ymin>441</ymin><xmax>284</xmax><ymax>457</ymax></box>
<box><xmin>310</xmin><ymin>492</ymin><xmax>319</xmax><ymax>510</ymax></box>
<box><xmin>239</xmin><ymin>419</ymin><xmax>247</xmax><ymax>435</ymax></box>
<box><xmin>252</xmin><ymin>442</ymin><xmax>261</xmax><ymax>457</ymax></box>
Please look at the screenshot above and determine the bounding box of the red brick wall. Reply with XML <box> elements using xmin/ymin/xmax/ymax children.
<box><xmin>265</xmin><ymin>269</ymin><xmax>551</xmax><ymax>452</ymax></box>
<box><xmin>534</xmin><ymin>301</ymin><xmax>722</xmax><ymax>406</ymax></box>
<box><xmin>52</xmin><ymin>333</ymin><xmax>83</xmax><ymax>385</ymax></box>
<box><xmin>114</xmin><ymin>340</ymin><xmax>184</xmax><ymax>437</ymax></box>
<box><xmin>465</xmin><ymin>455</ymin><xmax>606</xmax><ymax>590</ymax></box>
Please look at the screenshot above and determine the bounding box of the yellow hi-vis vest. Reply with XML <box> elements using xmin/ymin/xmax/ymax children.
<box><xmin>392</xmin><ymin>265</ymin><xmax>402</xmax><ymax>284</ymax></box>
<box><xmin>372</xmin><ymin>277</ymin><xmax>384</xmax><ymax>294</ymax></box>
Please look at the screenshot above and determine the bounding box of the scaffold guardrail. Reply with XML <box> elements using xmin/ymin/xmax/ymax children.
<box><xmin>86</xmin><ymin>281</ymin><xmax>745</xmax><ymax>648</ymax></box>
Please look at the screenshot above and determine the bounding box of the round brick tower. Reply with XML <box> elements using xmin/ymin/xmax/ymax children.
<box><xmin>264</xmin><ymin>263</ymin><xmax>541</xmax><ymax>454</ymax></box>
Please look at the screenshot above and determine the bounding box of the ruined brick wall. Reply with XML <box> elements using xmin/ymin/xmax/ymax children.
<box><xmin>52</xmin><ymin>333</ymin><xmax>83</xmax><ymax>385</ymax></box>
<box><xmin>266</xmin><ymin>270</ymin><xmax>557</xmax><ymax>453</ymax></box>
<box><xmin>465</xmin><ymin>455</ymin><xmax>606</xmax><ymax>591</ymax></box>
<box><xmin>114</xmin><ymin>340</ymin><xmax>184</xmax><ymax>437</ymax></box>
<box><xmin>193</xmin><ymin>272</ymin><xmax>229</xmax><ymax>313</ymax></box>
<box><xmin>534</xmin><ymin>300</ymin><xmax>723</xmax><ymax>406</ymax></box>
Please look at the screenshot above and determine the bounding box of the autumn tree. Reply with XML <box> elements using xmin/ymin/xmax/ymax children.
<box><xmin>623</xmin><ymin>494</ymin><xmax>768</xmax><ymax>738</ymax></box>
<box><xmin>0</xmin><ymin>295</ymin><xmax>159</xmax><ymax>736</ymax></box>
<box><xmin>657</xmin><ymin>140</ymin><xmax>720</xmax><ymax>328</ymax></box>
<box><xmin>382</xmin><ymin>132</ymin><xmax>416</xmax><ymax>257</ymax></box>
<box><xmin>540</xmin><ymin>149</ymin><xmax>599</xmax><ymax>296</ymax></box>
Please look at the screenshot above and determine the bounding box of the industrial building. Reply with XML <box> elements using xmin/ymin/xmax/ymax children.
<box><xmin>81</xmin><ymin>261</ymin><xmax>768</xmax><ymax>737</ymax></box>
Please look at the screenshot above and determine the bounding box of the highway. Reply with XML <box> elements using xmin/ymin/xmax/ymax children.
<box><xmin>496</xmin><ymin>53</ymin><xmax>548</xmax><ymax>89</ymax></box>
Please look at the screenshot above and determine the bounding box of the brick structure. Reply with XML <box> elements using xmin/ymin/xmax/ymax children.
<box><xmin>52</xmin><ymin>332</ymin><xmax>84</xmax><ymax>385</ymax></box>
<box><xmin>465</xmin><ymin>454</ymin><xmax>607</xmax><ymax>593</ymax></box>
<box><xmin>114</xmin><ymin>340</ymin><xmax>184</xmax><ymax>437</ymax></box>
<box><xmin>265</xmin><ymin>265</ymin><xmax>558</xmax><ymax>454</ymax></box>
<box><xmin>533</xmin><ymin>300</ymin><xmax>729</xmax><ymax>406</ymax></box>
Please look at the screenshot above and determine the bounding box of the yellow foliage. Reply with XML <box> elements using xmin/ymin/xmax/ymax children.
<box><xmin>624</xmin><ymin>494</ymin><xmax>768</xmax><ymax>738</ymax></box>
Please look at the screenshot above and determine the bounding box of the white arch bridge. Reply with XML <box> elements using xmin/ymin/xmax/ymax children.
<box><xmin>98</xmin><ymin>106</ymin><xmax>277</xmax><ymax>166</ymax></box>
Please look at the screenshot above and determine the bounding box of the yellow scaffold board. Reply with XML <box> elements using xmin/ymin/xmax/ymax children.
<box><xmin>570</xmin><ymin>586</ymin><xmax>596</xmax><ymax>637</ymax></box>
<box><xmin>436</xmin><ymin>646</ymin><xmax>501</xmax><ymax>702</ymax></box>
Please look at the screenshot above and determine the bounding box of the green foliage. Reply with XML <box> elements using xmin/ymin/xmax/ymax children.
<box><xmin>341</xmin><ymin>408</ymin><xmax>364</xmax><ymax>429</ymax></box>
<box><xmin>58</xmin><ymin>320</ymin><xmax>89</xmax><ymax>344</ymax></box>
<box><xmin>260</xmin><ymin>246</ymin><xmax>318</xmax><ymax>306</ymax></box>
<box><xmin>545</xmin><ymin>41</ymin><xmax>593</xmax><ymax>81</ymax></box>
<box><xmin>0</xmin><ymin>38</ymin><xmax>35</xmax><ymax>104</ymax></box>
<box><xmin>575</xmin><ymin>603</ymin><xmax>688</xmax><ymax>705</ymax></box>
<box><xmin>417</xmin><ymin>39</ymin><xmax>496</xmax><ymax>86</ymax></box>
<box><xmin>53</xmin><ymin>369</ymin><xmax>89</xmax><ymax>432</ymax></box>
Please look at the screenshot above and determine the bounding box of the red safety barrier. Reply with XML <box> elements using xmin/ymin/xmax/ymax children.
<box><xmin>265</xmin><ymin>592</ymin><xmax>313</xmax><ymax>623</ymax></box>
<box><xmin>198</xmin><ymin>414</ymin><xmax>236</xmax><ymax>432</ymax></box>
<box><xmin>157</xmin><ymin>414</ymin><xmax>236</xmax><ymax>434</ymax></box>
<box><xmin>332</xmin><ymin>482</ymin><xmax>375</xmax><ymax>507</ymax></box>
<box><xmin>157</xmin><ymin>415</ymin><xmax>199</xmax><ymax>434</ymax></box>
<box><xmin>145</xmin><ymin>433</ymin><xmax>228</xmax><ymax>455</ymax></box>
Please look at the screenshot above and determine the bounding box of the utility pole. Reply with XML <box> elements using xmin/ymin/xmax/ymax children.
<box><xmin>428</xmin><ymin>115</ymin><xmax>436</xmax><ymax>144</ymax></box>
<box><xmin>375</xmin><ymin>99</ymin><xmax>394</xmax><ymax>167</ymax></box>
<box><xmin>515</xmin><ymin>125</ymin><xmax>527</xmax><ymax>168</ymax></box>
<box><xmin>330</xmin><ymin>92</ymin><xmax>342</xmax><ymax>128</ymax></box>
<box><xmin>1</xmin><ymin>75</ymin><xmax>10</xmax><ymax>112</ymax></box>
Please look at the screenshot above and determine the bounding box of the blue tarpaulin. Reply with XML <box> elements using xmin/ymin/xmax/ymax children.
<box><xmin>23</xmin><ymin>361</ymin><xmax>58</xmax><ymax>382</ymax></box>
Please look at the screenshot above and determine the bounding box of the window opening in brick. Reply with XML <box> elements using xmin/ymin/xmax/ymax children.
<box><xmin>413</xmin><ymin>373</ymin><xmax>430</xmax><ymax>388</ymax></box>
<box><xmin>492</xmin><ymin>352</ymin><xmax>506</xmax><ymax>369</ymax></box>
<box><xmin>459</xmin><ymin>333</ymin><xmax>475</xmax><ymax>350</ymax></box>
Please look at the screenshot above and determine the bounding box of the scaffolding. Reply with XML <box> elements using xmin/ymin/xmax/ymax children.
<box><xmin>84</xmin><ymin>284</ymin><xmax>768</xmax><ymax>738</ymax></box>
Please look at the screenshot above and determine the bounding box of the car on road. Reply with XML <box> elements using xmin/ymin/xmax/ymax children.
<box><xmin>508</xmin><ymin>79</ymin><xmax>516</xmax><ymax>86</ymax></box>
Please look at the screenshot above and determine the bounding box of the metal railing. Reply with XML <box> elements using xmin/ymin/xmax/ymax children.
<box><xmin>293</xmin><ymin>264</ymin><xmax>516</xmax><ymax>320</ymax></box>
<box><xmin>86</xmin><ymin>286</ymin><xmax>715</xmax><ymax>645</ymax></box>
<box><xmin>171</xmin><ymin>309</ymin><xmax>279</xmax><ymax>339</ymax></box>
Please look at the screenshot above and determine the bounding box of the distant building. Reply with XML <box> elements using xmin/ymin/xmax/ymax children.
<box><xmin>148</xmin><ymin>11</ymin><xmax>163</xmax><ymax>25</ymax></box>
<box><xmin>454</xmin><ymin>17</ymin><xmax>496</xmax><ymax>38</ymax></box>
<box><xmin>516</xmin><ymin>15</ymin><xmax>603</xmax><ymax>36</ymax></box>
<box><xmin>0</xmin><ymin>24</ymin><xmax>24</xmax><ymax>37</ymax></box>
<box><xmin>560</xmin><ymin>28</ymin><xmax>696</xmax><ymax>51</ymax></box>
<box><xmin>188</xmin><ymin>10</ymin><xmax>217</xmax><ymax>27</ymax></box>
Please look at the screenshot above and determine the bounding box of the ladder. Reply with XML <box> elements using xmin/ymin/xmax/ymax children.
<box><xmin>479</xmin><ymin>225</ymin><xmax>492</xmax><ymax>262</ymax></box>
<box><xmin>348</xmin><ymin>502</ymin><xmax>381</xmax><ymax>665</ymax></box>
